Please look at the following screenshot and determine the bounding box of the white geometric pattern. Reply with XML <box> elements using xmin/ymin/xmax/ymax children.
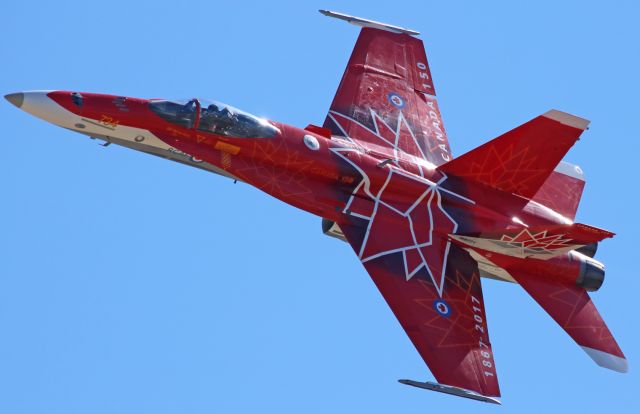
<box><xmin>328</xmin><ymin>109</ymin><xmax>437</xmax><ymax>177</ymax></box>
<box><xmin>329</xmin><ymin>111</ymin><xmax>474</xmax><ymax>296</ymax></box>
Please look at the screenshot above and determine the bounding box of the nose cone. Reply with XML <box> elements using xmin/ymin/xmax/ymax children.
<box><xmin>5</xmin><ymin>92</ymin><xmax>24</xmax><ymax>108</ymax></box>
<box><xmin>5</xmin><ymin>90</ymin><xmax>75</xmax><ymax>127</ymax></box>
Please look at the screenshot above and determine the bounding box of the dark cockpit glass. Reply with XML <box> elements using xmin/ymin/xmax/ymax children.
<box><xmin>197</xmin><ymin>99</ymin><xmax>277</xmax><ymax>138</ymax></box>
<box><xmin>149</xmin><ymin>99</ymin><xmax>198</xmax><ymax>129</ymax></box>
<box><xmin>149</xmin><ymin>98</ymin><xmax>278</xmax><ymax>138</ymax></box>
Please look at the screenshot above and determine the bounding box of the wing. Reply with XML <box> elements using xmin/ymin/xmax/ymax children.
<box><xmin>339</xmin><ymin>222</ymin><xmax>501</xmax><ymax>398</ymax></box>
<box><xmin>323</xmin><ymin>19</ymin><xmax>452</xmax><ymax>165</ymax></box>
<box><xmin>508</xmin><ymin>270</ymin><xmax>627</xmax><ymax>372</ymax></box>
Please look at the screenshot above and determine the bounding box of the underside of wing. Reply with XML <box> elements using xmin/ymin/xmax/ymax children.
<box><xmin>339</xmin><ymin>221</ymin><xmax>501</xmax><ymax>398</ymax></box>
<box><xmin>323</xmin><ymin>19</ymin><xmax>452</xmax><ymax>166</ymax></box>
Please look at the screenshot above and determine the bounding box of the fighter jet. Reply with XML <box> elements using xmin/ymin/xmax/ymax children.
<box><xmin>5</xmin><ymin>10</ymin><xmax>626</xmax><ymax>404</ymax></box>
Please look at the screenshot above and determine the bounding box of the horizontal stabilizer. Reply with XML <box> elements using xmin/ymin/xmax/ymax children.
<box><xmin>399</xmin><ymin>380</ymin><xmax>501</xmax><ymax>404</ymax></box>
<box><xmin>509</xmin><ymin>271</ymin><xmax>627</xmax><ymax>372</ymax></box>
<box><xmin>438</xmin><ymin>110</ymin><xmax>589</xmax><ymax>199</ymax></box>
<box><xmin>571</xmin><ymin>223</ymin><xmax>615</xmax><ymax>242</ymax></box>
<box><xmin>451</xmin><ymin>223</ymin><xmax>614</xmax><ymax>260</ymax></box>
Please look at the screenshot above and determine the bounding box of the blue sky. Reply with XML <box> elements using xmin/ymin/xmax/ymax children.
<box><xmin>1</xmin><ymin>0</ymin><xmax>638</xmax><ymax>412</ymax></box>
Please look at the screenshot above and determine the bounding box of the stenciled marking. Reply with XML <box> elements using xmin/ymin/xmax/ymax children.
<box><xmin>81</xmin><ymin>117</ymin><xmax>115</xmax><ymax>131</ymax></box>
<box><xmin>471</xmin><ymin>295</ymin><xmax>496</xmax><ymax>378</ymax></box>
<box><xmin>98</xmin><ymin>114</ymin><xmax>119</xmax><ymax>128</ymax></box>
<box><xmin>416</xmin><ymin>61</ymin><xmax>433</xmax><ymax>92</ymax></box>
<box><xmin>167</xmin><ymin>147</ymin><xmax>203</xmax><ymax>163</ymax></box>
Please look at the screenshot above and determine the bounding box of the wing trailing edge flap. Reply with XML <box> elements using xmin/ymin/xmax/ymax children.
<box><xmin>438</xmin><ymin>110</ymin><xmax>590</xmax><ymax>199</ymax></box>
<box><xmin>508</xmin><ymin>270</ymin><xmax>627</xmax><ymax>373</ymax></box>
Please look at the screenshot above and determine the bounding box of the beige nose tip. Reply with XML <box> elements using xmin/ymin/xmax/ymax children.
<box><xmin>5</xmin><ymin>92</ymin><xmax>24</xmax><ymax>108</ymax></box>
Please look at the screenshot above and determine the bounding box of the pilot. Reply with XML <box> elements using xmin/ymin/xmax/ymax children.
<box><xmin>206</xmin><ymin>103</ymin><xmax>234</xmax><ymax>135</ymax></box>
<box><xmin>177</xmin><ymin>99</ymin><xmax>197</xmax><ymax>129</ymax></box>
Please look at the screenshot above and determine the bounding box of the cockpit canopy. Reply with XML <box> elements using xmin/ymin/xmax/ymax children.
<box><xmin>149</xmin><ymin>98</ymin><xmax>278</xmax><ymax>138</ymax></box>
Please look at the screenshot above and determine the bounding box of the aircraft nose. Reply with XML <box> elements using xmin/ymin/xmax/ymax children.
<box><xmin>6</xmin><ymin>90</ymin><xmax>75</xmax><ymax>127</ymax></box>
<box><xmin>5</xmin><ymin>92</ymin><xmax>24</xmax><ymax>108</ymax></box>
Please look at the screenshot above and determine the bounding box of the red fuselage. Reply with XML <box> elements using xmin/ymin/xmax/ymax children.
<box><xmin>46</xmin><ymin>91</ymin><xmax>567</xmax><ymax>237</ymax></box>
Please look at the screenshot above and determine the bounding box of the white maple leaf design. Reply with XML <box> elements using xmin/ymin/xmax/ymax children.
<box><xmin>328</xmin><ymin>110</ymin><xmax>474</xmax><ymax>296</ymax></box>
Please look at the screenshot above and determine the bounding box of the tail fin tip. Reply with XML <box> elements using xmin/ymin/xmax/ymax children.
<box><xmin>543</xmin><ymin>110</ymin><xmax>590</xmax><ymax>131</ymax></box>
